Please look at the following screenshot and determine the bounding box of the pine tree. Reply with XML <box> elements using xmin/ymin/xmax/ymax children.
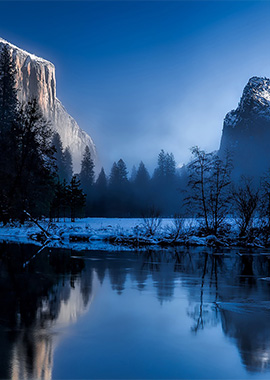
<box><xmin>0</xmin><ymin>45</ymin><xmax>18</xmax><ymax>221</ymax></box>
<box><xmin>68</xmin><ymin>175</ymin><xmax>86</xmax><ymax>222</ymax></box>
<box><xmin>9</xmin><ymin>99</ymin><xmax>55</xmax><ymax>220</ymax></box>
<box><xmin>153</xmin><ymin>150</ymin><xmax>176</xmax><ymax>181</ymax></box>
<box><xmin>93</xmin><ymin>167</ymin><xmax>108</xmax><ymax>216</ymax></box>
<box><xmin>117</xmin><ymin>159</ymin><xmax>128</xmax><ymax>184</ymax></box>
<box><xmin>80</xmin><ymin>145</ymin><xmax>95</xmax><ymax>193</ymax></box>
<box><xmin>156</xmin><ymin>149</ymin><xmax>166</xmax><ymax>178</ymax></box>
<box><xmin>133</xmin><ymin>161</ymin><xmax>151</xmax><ymax>216</ymax></box>
<box><xmin>109</xmin><ymin>162</ymin><xmax>119</xmax><ymax>188</ymax></box>
<box><xmin>152</xmin><ymin>150</ymin><xmax>178</xmax><ymax>215</ymax></box>
<box><xmin>62</xmin><ymin>147</ymin><xmax>73</xmax><ymax>182</ymax></box>
<box><xmin>108</xmin><ymin>159</ymin><xmax>130</xmax><ymax>216</ymax></box>
<box><xmin>135</xmin><ymin>161</ymin><xmax>150</xmax><ymax>186</ymax></box>
<box><xmin>130</xmin><ymin>165</ymin><xmax>137</xmax><ymax>182</ymax></box>
<box><xmin>109</xmin><ymin>159</ymin><xmax>128</xmax><ymax>188</ymax></box>
<box><xmin>50</xmin><ymin>179</ymin><xmax>71</xmax><ymax>221</ymax></box>
<box><xmin>50</xmin><ymin>180</ymin><xmax>65</xmax><ymax>221</ymax></box>
<box><xmin>0</xmin><ymin>44</ymin><xmax>18</xmax><ymax>132</ymax></box>
<box><xmin>52</xmin><ymin>133</ymin><xmax>65</xmax><ymax>180</ymax></box>
<box><xmin>165</xmin><ymin>153</ymin><xmax>176</xmax><ymax>181</ymax></box>
<box><xmin>96</xmin><ymin>167</ymin><xmax>107</xmax><ymax>192</ymax></box>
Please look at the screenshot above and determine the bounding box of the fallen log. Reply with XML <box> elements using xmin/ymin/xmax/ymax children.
<box><xmin>24</xmin><ymin>210</ymin><xmax>51</xmax><ymax>239</ymax></box>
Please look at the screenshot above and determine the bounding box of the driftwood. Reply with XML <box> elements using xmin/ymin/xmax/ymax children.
<box><xmin>24</xmin><ymin>210</ymin><xmax>61</xmax><ymax>243</ymax></box>
<box><xmin>22</xmin><ymin>211</ymin><xmax>62</xmax><ymax>267</ymax></box>
<box><xmin>24</xmin><ymin>210</ymin><xmax>51</xmax><ymax>239</ymax></box>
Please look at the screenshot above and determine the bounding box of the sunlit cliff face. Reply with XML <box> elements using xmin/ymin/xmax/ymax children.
<box><xmin>9</xmin><ymin>273</ymin><xmax>97</xmax><ymax>380</ymax></box>
<box><xmin>12</xmin><ymin>52</ymin><xmax>56</xmax><ymax>119</ymax></box>
<box><xmin>0</xmin><ymin>37</ymin><xmax>97</xmax><ymax>171</ymax></box>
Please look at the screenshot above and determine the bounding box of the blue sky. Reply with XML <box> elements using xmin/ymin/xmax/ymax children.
<box><xmin>1</xmin><ymin>1</ymin><xmax>270</xmax><ymax>172</ymax></box>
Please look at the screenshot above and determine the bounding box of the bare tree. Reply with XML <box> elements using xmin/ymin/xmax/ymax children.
<box><xmin>186</xmin><ymin>146</ymin><xmax>212</xmax><ymax>231</ymax></box>
<box><xmin>142</xmin><ymin>206</ymin><xmax>162</xmax><ymax>236</ymax></box>
<box><xmin>208</xmin><ymin>152</ymin><xmax>233</xmax><ymax>234</ymax></box>
<box><xmin>232</xmin><ymin>176</ymin><xmax>259</xmax><ymax>237</ymax></box>
<box><xmin>186</xmin><ymin>147</ymin><xmax>232</xmax><ymax>235</ymax></box>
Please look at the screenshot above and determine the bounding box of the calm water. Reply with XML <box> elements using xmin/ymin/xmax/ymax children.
<box><xmin>1</xmin><ymin>244</ymin><xmax>270</xmax><ymax>379</ymax></box>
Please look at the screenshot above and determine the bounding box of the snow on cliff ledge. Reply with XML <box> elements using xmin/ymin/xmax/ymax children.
<box><xmin>223</xmin><ymin>76</ymin><xmax>270</xmax><ymax>129</ymax></box>
<box><xmin>0</xmin><ymin>37</ymin><xmax>97</xmax><ymax>171</ymax></box>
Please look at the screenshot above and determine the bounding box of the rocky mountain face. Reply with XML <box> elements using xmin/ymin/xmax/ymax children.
<box><xmin>0</xmin><ymin>37</ymin><xmax>97</xmax><ymax>171</ymax></box>
<box><xmin>220</xmin><ymin>77</ymin><xmax>270</xmax><ymax>177</ymax></box>
<box><xmin>219</xmin><ymin>76</ymin><xmax>270</xmax><ymax>178</ymax></box>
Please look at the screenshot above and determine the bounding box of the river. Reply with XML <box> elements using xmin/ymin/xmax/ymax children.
<box><xmin>0</xmin><ymin>243</ymin><xmax>270</xmax><ymax>379</ymax></box>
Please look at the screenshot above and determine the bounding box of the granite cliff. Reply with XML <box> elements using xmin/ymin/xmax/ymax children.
<box><xmin>0</xmin><ymin>37</ymin><xmax>97</xmax><ymax>171</ymax></box>
<box><xmin>219</xmin><ymin>76</ymin><xmax>270</xmax><ymax>178</ymax></box>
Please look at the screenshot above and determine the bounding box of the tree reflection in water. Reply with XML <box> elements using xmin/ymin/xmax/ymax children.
<box><xmin>1</xmin><ymin>244</ymin><xmax>270</xmax><ymax>378</ymax></box>
<box><xmin>0</xmin><ymin>243</ymin><xmax>94</xmax><ymax>380</ymax></box>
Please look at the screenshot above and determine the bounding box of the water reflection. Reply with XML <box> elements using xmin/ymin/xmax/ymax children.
<box><xmin>218</xmin><ymin>254</ymin><xmax>270</xmax><ymax>373</ymax></box>
<box><xmin>0</xmin><ymin>243</ymin><xmax>94</xmax><ymax>380</ymax></box>
<box><xmin>1</xmin><ymin>244</ymin><xmax>270</xmax><ymax>378</ymax></box>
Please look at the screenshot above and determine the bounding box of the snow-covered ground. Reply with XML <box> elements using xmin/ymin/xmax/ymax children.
<box><xmin>0</xmin><ymin>217</ymin><xmax>198</xmax><ymax>250</ymax></box>
<box><xmin>0</xmin><ymin>217</ymin><xmax>263</xmax><ymax>251</ymax></box>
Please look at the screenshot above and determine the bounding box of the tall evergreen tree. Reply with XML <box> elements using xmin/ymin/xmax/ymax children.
<box><xmin>51</xmin><ymin>133</ymin><xmax>65</xmax><ymax>180</ymax></box>
<box><xmin>135</xmin><ymin>161</ymin><xmax>150</xmax><ymax>186</ymax></box>
<box><xmin>92</xmin><ymin>167</ymin><xmax>108</xmax><ymax>216</ymax></box>
<box><xmin>68</xmin><ymin>175</ymin><xmax>86</xmax><ymax>222</ymax></box>
<box><xmin>108</xmin><ymin>159</ymin><xmax>130</xmax><ymax>216</ymax></box>
<box><xmin>155</xmin><ymin>149</ymin><xmax>167</xmax><ymax>178</ymax></box>
<box><xmin>0</xmin><ymin>45</ymin><xmax>18</xmax><ymax>132</ymax></box>
<box><xmin>152</xmin><ymin>150</ymin><xmax>178</xmax><ymax>215</ymax></box>
<box><xmin>109</xmin><ymin>159</ymin><xmax>128</xmax><ymax>188</ymax></box>
<box><xmin>165</xmin><ymin>153</ymin><xmax>176</xmax><ymax>181</ymax></box>
<box><xmin>133</xmin><ymin>161</ymin><xmax>151</xmax><ymax>216</ymax></box>
<box><xmin>62</xmin><ymin>147</ymin><xmax>73</xmax><ymax>182</ymax></box>
<box><xmin>153</xmin><ymin>150</ymin><xmax>176</xmax><ymax>181</ymax></box>
<box><xmin>8</xmin><ymin>99</ymin><xmax>56</xmax><ymax>220</ymax></box>
<box><xmin>109</xmin><ymin>162</ymin><xmax>119</xmax><ymax>188</ymax></box>
<box><xmin>130</xmin><ymin>165</ymin><xmax>137</xmax><ymax>182</ymax></box>
<box><xmin>80</xmin><ymin>145</ymin><xmax>95</xmax><ymax>192</ymax></box>
<box><xmin>0</xmin><ymin>45</ymin><xmax>18</xmax><ymax>221</ymax></box>
<box><xmin>50</xmin><ymin>180</ymin><xmax>65</xmax><ymax>222</ymax></box>
<box><xmin>96</xmin><ymin>167</ymin><xmax>107</xmax><ymax>192</ymax></box>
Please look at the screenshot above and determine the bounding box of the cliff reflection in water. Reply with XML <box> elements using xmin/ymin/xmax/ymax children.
<box><xmin>219</xmin><ymin>254</ymin><xmax>270</xmax><ymax>373</ymax></box>
<box><xmin>0</xmin><ymin>243</ymin><xmax>94</xmax><ymax>380</ymax></box>
<box><xmin>1</xmin><ymin>245</ymin><xmax>270</xmax><ymax>378</ymax></box>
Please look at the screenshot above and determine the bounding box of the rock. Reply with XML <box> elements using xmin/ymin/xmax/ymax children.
<box><xmin>219</xmin><ymin>76</ymin><xmax>270</xmax><ymax>179</ymax></box>
<box><xmin>187</xmin><ymin>236</ymin><xmax>207</xmax><ymax>246</ymax></box>
<box><xmin>0</xmin><ymin>37</ymin><xmax>97</xmax><ymax>171</ymax></box>
<box><xmin>206</xmin><ymin>235</ymin><xmax>226</xmax><ymax>246</ymax></box>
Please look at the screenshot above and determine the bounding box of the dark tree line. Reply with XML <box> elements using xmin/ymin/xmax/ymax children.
<box><xmin>0</xmin><ymin>45</ymin><xmax>85</xmax><ymax>223</ymax></box>
<box><xmin>79</xmin><ymin>150</ymin><xmax>184</xmax><ymax>217</ymax></box>
<box><xmin>3</xmin><ymin>42</ymin><xmax>269</xmax><ymax>230</ymax></box>
<box><xmin>0</xmin><ymin>43</ymin><xmax>185</xmax><ymax>222</ymax></box>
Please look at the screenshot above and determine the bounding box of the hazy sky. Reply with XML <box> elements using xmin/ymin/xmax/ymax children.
<box><xmin>1</xmin><ymin>1</ymin><xmax>270</xmax><ymax>173</ymax></box>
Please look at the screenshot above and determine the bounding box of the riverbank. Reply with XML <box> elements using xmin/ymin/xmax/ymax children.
<box><xmin>0</xmin><ymin>217</ymin><xmax>268</xmax><ymax>251</ymax></box>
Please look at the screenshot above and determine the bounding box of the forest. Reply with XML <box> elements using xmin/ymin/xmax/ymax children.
<box><xmin>0</xmin><ymin>44</ymin><xmax>186</xmax><ymax>222</ymax></box>
<box><xmin>2</xmin><ymin>43</ymin><xmax>270</xmax><ymax>244</ymax></box>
